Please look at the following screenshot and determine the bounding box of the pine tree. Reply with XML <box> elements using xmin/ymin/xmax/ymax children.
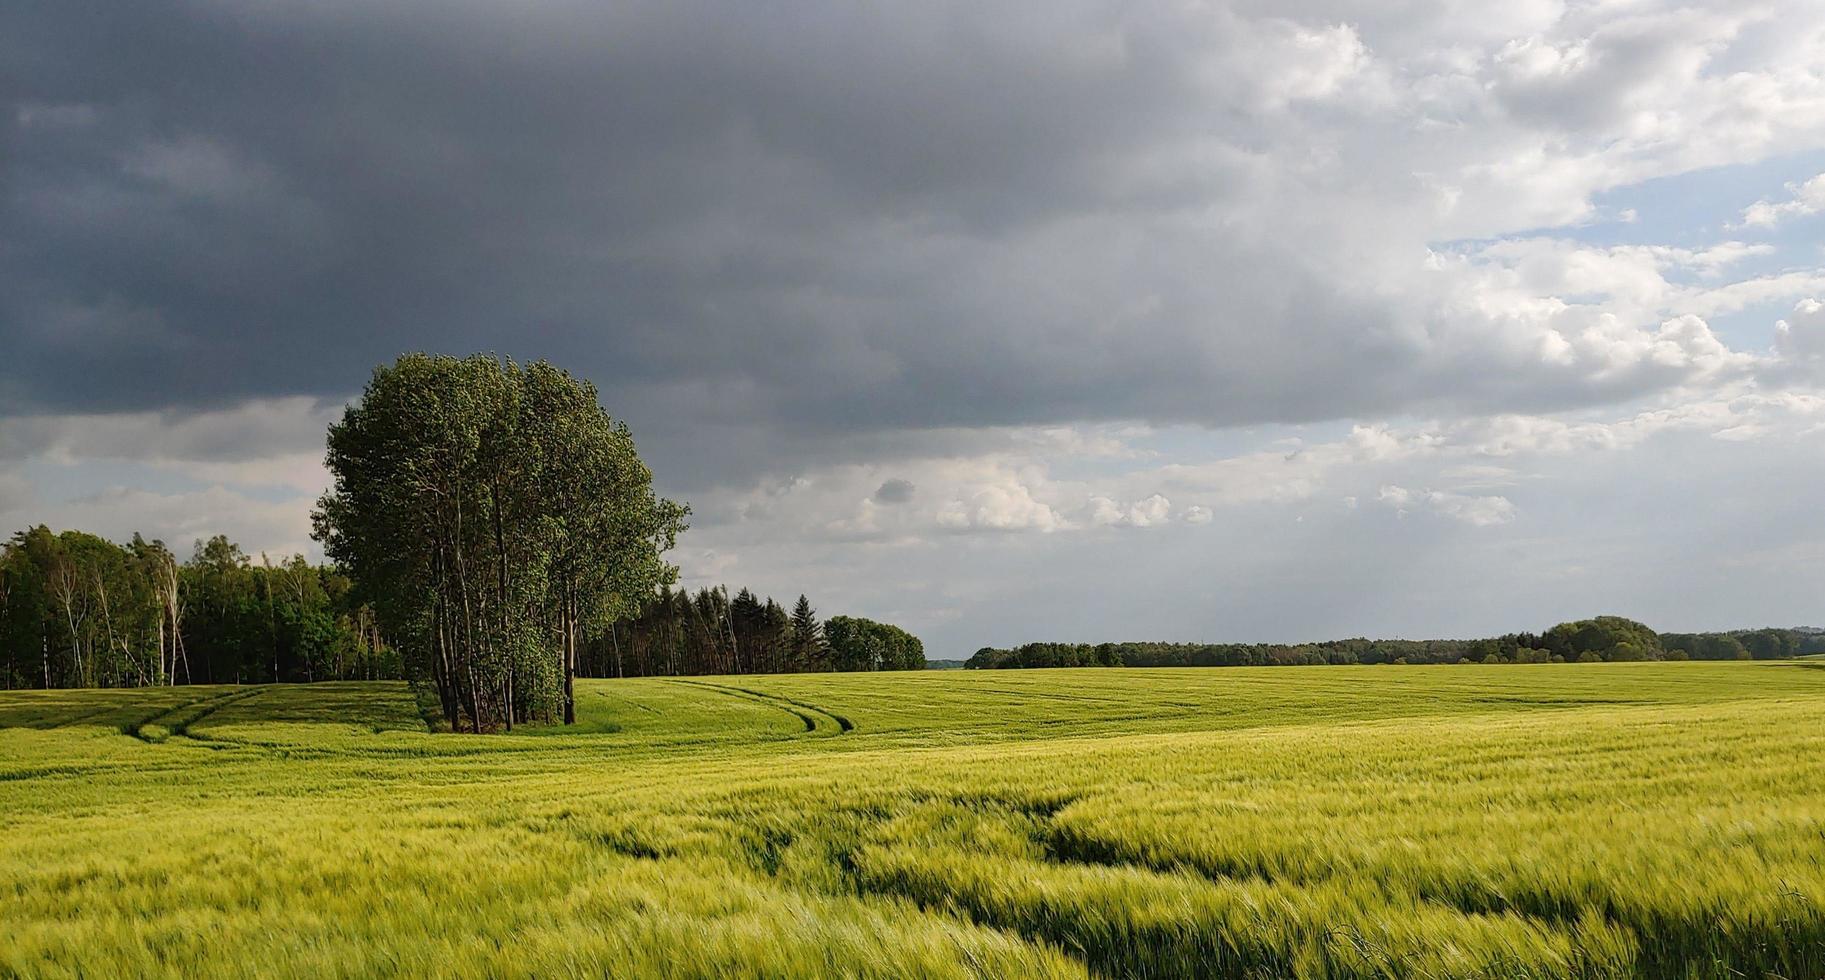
<box><xmin>790</xmin><ymin>594</ymin><xmax>824</xmax><ymax>672</ymax></box>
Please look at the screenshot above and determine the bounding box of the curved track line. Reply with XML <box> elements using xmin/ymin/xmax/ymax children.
<box><xmin>119</xmin><ymin>690</ymin><xmax>231</xmax><ymax>740</ymax></box>
<box><xmin>124</xmin><ymin>687</ymin><xmax>268</xmax><ymax>743</ymax></box>
<box><xmin>726</xmin><ymin>684</ymin><xmax>854</xmax><ymax>733</ymax></box>
<box><xmin>669</xmin><ymin>680</ymin><xmax>817</xmax><ymax>732</ymax></box>
<box><xmin>593</xmin><ymin>690</ymin><xmax>660</xmax><ymax>715</ymax></box>
<box><xmin>169</xmin><ymin>687</ymin><xmax>271</xmax><ymax>742</ymax></box>
<box><xmin>664</xmin><ymin>679</ymin><xmax>851</xmax><ymax>735</ymax></box>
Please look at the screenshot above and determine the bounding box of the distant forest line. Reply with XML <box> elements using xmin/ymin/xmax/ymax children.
<box><xmin>966</xmin><ymin>616</ymin><xmax>1825</xmax><ymax>669</ymax></box>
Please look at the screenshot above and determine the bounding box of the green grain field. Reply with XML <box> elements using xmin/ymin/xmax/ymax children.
<box><xmin>3</xmin><ymin>662</ymin><xmax>1824</xmax><ymax>978</ymax></box>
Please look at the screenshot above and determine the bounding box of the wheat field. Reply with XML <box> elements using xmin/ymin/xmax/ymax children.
<box><xmin>3</xmin><ymin>662</ymin><xmax>1823</xmax><ymax>978</ymax></box>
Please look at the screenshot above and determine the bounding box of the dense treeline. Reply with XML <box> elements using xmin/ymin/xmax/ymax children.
<box><xmin>0</xmin><ymin>526</ymin><xmax>394</xmax><ymax>689</ymax></box>
<box><xmin>1662</xmin><ymin>628</ymin><xmax>1817</xmax><ymax>661</ymax></box>
<box><xmin>0</xmin><ymin>520</ymin><xmax>928</xmax><ymax>693</ymax></box>
<box><xmin>581</xmin><ymin>588</ymin><xmax>925</xmax><ymax>676</ymax></box>
<box><xmin>967</xmin><ymin>616</ymin><xmax>1825</xmax><ymax>669</ymax></box>
<box><xmin>314</xmin><ymin>355</ymin><xmax>688</xmax><ymax>731</ymax></box>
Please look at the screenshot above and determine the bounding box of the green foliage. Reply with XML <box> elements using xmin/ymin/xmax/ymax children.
<box><xmin>0</xmin><ymin>526</ymin><xmax>391</xmax><ymax>689</ymax></box>
<box><xmin>824</xmin><ymin>616</ymin><xmax>925</xmax><ymax>671</ymax></box>
<box><xmin>313</xmin><ymin>354</ymin><xmax>687</xmax><ymax>729</ymax></box>
<box><xmin>2</xmin><ymin>663</ymin><xmax>1825</xmax><ymax>976</ymax></box>
<box><xmin>590</xmin><ymin>593</ymin><xmax>914</xmax><ymax>678</ymax></box>
<box><xmin>790</xmin><ymin>595</ymin><xmax>826</xmax><ymax>672</ymax></box>
<box><xmin>1540</xmin><ymin>616</ymin><xmax>1662</xmax><ymax>662</ymax></box>
<box><xmin>590</xmin><ymin>585</ymin><xmax>812</xmax><ymax>677</ymax></box>
<box><xmin>1664</xmin><ymin>628</ymin><xmax>1825</xmax><ymax>661</ymax></box>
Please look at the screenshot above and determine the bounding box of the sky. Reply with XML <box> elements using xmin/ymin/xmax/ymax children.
<box><xmin>4</xmin><ymin>1</ymin><xmax>1825</xmax><ymax>657</ymax></box>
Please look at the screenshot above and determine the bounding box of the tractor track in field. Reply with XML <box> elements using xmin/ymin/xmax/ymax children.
<box><xmin>967</xmin><ymin>686</ymin><xmax>1130</xmax><ymax>705</ymax></box>
<box><xmin>117</xmin><ymin>689</ymin><xmax>225</xmax><ymax>739</ymax></box>
<box><xmin>122</xmin><ymin>686</ymin><xmax>269</xmax><ymax>744</ymax></box>
<box><xmin>32</xmin><ymin>701</ymin><xmax>128</xmax><ymax>729</ymax></box>
<box><xmin>664</xmin><ymin>679</ymin><xmax>854</xmax><ymax>735</ymax></box>
<box><xmin>592</xmin><ymin>690</ymin><xmax>660</xmax><ymax>715</ymax></box>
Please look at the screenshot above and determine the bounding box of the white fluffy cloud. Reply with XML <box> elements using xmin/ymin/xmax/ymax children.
<box><xmin>1086</xmin><ymin>493</ymin><xmax>1173</xmax><ymax>528</ymax></box>
<box><xmin>1379</xmin><ymin>485</ymin><xmax>1519</xmax><ymax>527</ymax></box>
<box><xmin>1741</xmin><ymin>173</ymin><xmax>1825</xmax><ymax>228</ymax></box>
<box><xmin>937</xmin><ymin>479</ymin><xmax>1068</xmax><ymax>534</ymax></box>
<box><xmin>1775</xmin><ymin>299</ymin><xmax>1825</xmax><ymax>372</ymax></box>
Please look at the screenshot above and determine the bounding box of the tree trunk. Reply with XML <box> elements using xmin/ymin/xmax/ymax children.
<box><xmin>489</xmin><ymin>478</ymin><xmax>513</xmax><ymax>729</ymax></box>
<box><xmin>562</xmin><ymin>592</ymin><xmax>577</xmax><ymax>725</ymax></box>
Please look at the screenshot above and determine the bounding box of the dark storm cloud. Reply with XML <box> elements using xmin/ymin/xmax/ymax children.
<box><xmin>0</xmin><ymin>6</ymin><xmax>1105</xmax><ymax>388</ymax></box>
<box><xmin>872</xmin><ymin>478</ymin><xmax>916</xmax><ymax>505</ymax></box>
<box><xmin>0</xmin><ymin>0</ymin><xmax>1420</xmax><ymax>439</ymax></box>
<box><xmin>1</xmin><ymin>0</ymin><xmax>1802</xmax><ymax>486</ymax></box>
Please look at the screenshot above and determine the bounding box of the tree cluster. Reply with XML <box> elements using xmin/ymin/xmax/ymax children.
<box><xmin>0</xmin><ymin>527</ymin><xmax>393</xmax><ymax>689</ymax></box>
<box><xmin>823</xmin><ymin>615</ymin><xmax>926</xmax><ymax>672</ymax></box>
<box><xmin>581</xmin><ymin>591</ymin><xmax>925</xmax><ymax>676</ymax></box>
<box><xmin>583</xmin><ymin>587</ymin><xmax>809</xmax><ymax>677</ymax></box>
<box><xmin>966</xmin><ymin>617</ymin><xmax>1825</xmax><ymax>670</ymax></box>
<box><xmin>313</xmin><ymin>354</ymin><xmax>688</xmax><ymax>731</ymax></box>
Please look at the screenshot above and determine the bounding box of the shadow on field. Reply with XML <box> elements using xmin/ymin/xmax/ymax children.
<box><xmin>0</xmin><ymin>689</ymin><xmax>212</xmax><ymax>731</ymax></box>
<box><xmin>0</xmin><ymin>682</ymin><xmax>428</xmax><ymax>735</ymax></box>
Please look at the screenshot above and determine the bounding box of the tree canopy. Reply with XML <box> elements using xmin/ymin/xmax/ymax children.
<box><xmin>825</xmin><ymin>616</ymin><xmax>926</xmax><ymax>672</ymax></box>
<box><xmin>313</xmin><ymin>354</ymin><xmax>687</xmax><ymax>730</ymax></box>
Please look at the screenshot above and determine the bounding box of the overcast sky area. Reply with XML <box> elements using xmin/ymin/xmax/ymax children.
<box><xmin>4</xmin><ymin>1</ymin><xmax>1825</xmax><ymax>656</ymax></box>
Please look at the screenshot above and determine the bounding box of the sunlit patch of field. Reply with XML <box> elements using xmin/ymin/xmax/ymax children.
<box><xmin>2</xmin><ymin>662</ymin><xmax>1823</xmax><ymax>977</ymax></box>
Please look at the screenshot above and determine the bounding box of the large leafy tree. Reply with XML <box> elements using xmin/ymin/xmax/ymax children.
<box><xmin>314</xmin><ymin>354</ymin><xmax>686</xmax><ymax>730</ymax></box>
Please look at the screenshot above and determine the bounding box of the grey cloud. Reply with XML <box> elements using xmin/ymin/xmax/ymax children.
<box><xmin>0</xmin><ymin>398</ymin><xmax>340</xmax><ymax>463</ymax></box>
<box><xmin>0</xmin><ymin>483</ymin><xmax>318</xmax><ymax>559</ymax></box>
<box><xmin>873</xmin><ymin>479</ymin><xmax>916</xmax><ymax>505</ymax></box>
<box><xmin>7</xmin><ymin>0</ymin><xmax>1817</xmax><ymax>460</ymax></box>
<box><xmin>0</xmin><ymin>473</ymin><xmax>34</xmax><ymax>513</ymax></box>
